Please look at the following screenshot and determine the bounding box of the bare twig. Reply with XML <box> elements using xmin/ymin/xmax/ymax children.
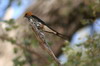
<box><xmin>27</xmin><ymin>19</ymin><xmax>62</xmax><ymax>66</ymax></box>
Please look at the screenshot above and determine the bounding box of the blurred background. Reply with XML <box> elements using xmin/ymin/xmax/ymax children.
<box><xmin>0</xmin><ymin>0</ymin><xmax>100</xmax><ymax>66</ymax></box>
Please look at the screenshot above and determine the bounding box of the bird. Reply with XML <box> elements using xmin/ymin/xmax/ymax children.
<box><xmin>24</xmin><ymin>12</ymin><xmax>67</xmax><ymax>39</ymax></box>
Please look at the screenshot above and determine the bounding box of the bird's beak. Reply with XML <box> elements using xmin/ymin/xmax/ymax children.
<box><xmin>24</xmin><ymin>15</ymin><xmax>26</xmax><ymax>17</ymax></box>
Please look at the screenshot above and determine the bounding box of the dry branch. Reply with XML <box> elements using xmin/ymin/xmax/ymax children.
<box><xmin>26</xmin><ymin>18</ymin><xmax>62</xmax><ymax>66</ymax></box>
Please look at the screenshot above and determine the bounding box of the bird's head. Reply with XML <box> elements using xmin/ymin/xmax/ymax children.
<box><xmin>24</xmin><ymin>12</ymin><xmax>33</xmax><ymax>18</ymax></box>
<box><xmin>24</xmin><ymin>12</ymin><xmax>42</xmax><ymax>22</ymax></box>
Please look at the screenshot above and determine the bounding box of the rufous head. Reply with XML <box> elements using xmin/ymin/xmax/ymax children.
<box><xmin>24</xmin><ymin>12</ymin><xmax>33</xmax><ymax>17</ymax></box>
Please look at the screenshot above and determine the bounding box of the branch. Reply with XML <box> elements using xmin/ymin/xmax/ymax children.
<box><xmin>27</xmin><ymin>19</ymin><xmax>62</xmax><ymax>66</ymax></box>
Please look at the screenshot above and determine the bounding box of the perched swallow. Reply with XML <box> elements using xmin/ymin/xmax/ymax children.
<box><xmin>24</xmin><ymin>12</ymin><xmax>67</xmax><ymax>39</ymax></box>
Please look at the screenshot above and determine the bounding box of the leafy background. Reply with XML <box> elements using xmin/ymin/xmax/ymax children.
<box><xmin>0</xmin><ymin>0</ymin><xmax>100</xmax><ymax>66</ymax></box>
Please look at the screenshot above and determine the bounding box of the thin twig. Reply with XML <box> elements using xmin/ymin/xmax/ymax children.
<box><xmin>27</xmin><ymin>19</ymin><xmax>62</xmax><ymax>66</ymax></box>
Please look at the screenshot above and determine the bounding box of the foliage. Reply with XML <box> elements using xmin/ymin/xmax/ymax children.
<box><xmin>63</xmin><ymin>34</ymin><xmax>100</xmax><ymax>66</ymax></box>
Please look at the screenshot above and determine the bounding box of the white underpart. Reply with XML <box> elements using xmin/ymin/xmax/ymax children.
<box><xmin>30</xmin><ymin>19</ymin><xmax>34</xmax><ymax>23</ymax></box>
<box><xmin>34</xmin><ymin>21</ymin><xmax>42</xmax><ymax>27</ymax></box>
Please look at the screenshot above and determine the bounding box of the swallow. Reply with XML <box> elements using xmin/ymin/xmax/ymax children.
<box><xmin>24</xmin><ymin>12</ymin><xmax>67</xmax><ymax>39</ymax></box>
